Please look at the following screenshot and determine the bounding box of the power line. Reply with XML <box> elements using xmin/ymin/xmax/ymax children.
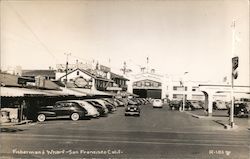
<box><xmin>6</xmin><ymin>1</ymin><xmax>58</xmax><ymax>63</ymax></box>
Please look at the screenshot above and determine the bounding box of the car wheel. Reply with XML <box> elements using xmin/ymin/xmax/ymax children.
<box><xmin>71</xmin><ymin>113</ymin><xmax>80</xmax><ymax>121</ymax></box>
<box><xmin>37</xmin><ymin>114</ymin><xmax>46</xmax><ymax>122</ymax></box>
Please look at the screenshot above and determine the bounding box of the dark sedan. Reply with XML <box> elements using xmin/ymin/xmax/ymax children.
<box><xmin>125</xmin><ymin>105</ymin><xmax>140</xmax><ymax>116</ymax></box>
<box><xmin>36</xmin><ymin>101</ymin><xmax>87</xmax><ymax>122</ymax></box>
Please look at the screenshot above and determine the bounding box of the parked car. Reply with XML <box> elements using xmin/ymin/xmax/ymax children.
<box><xmin>169</xmin><ymin>100</ymin><xmax>181</xmax><ymax>110</ymax></box>
<box><xmin>90</xmin><ymin>99</ymin><xmax>116</xmax><ymax>113</ymax></box>
<box><xmin>152</xmin><ymin>99</ymin><xmax>163</xmax><ymax>108</ymax></box>
<box><xmin>84</xmin><ymin>100</ymin><xmax>109</xmax><ymax>117</ymax></box>
<box><xmin>113</xmin><ymin>98</ymin><xmax>125</xmax><ymax>107</ymax></box>
<box><xmin>125</xmin><ymin>105</ymin><xmax>140</xmax><ymax>116</ymax></box>
<box><xmin>179</xmin><ymin>100</ymin><xmax>195</xmax><ymax>110</ymax></box>
<box><xmin>36</xmin><ymin>101</ymin><xmax>88</xmax><ymax>122</ymax></box>
<box><xmin>213</xmin><ymin>100</ymin><xmax>228</xmax><ymax>110</ymax></box>
<box><xmin>128</xmin><ymin>98</ymin><xmax>139</xmax><ymax>105</ymax></box>
<box><xmin>102</xmin><ymin>98</ymin><xmax>119</xmax><ymax>108</ymax></box>
<box><xmin>187</xmin><ymin>100</ymin><xmax>204</xmax><ymax>109</ymax></box>
<box><xmin>115</xmin><ymin>98</ymin><xmax>127</xmax><ymax>107</ymax></box>
<box><xmin>228</xmin><ymin>102</ymin><xmax>248</xmax><ymax>118</ymax></box>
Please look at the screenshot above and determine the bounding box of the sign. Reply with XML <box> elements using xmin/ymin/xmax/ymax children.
<box><xmin>232</xmin><ymin>56</ymin><xmax>239</xmax><ymax>79</ymax></box>
<box><xmin>74</xmin><ymin>77</ymin><xmax>88</xmax><ymax>87</ymax></box>
<box><xmin>232</xmin><ymin>56</ymin><xmax>239</xmax><ymax>71</ymax></box>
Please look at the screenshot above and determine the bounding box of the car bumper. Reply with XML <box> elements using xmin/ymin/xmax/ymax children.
<box><xmin>125</xmin><ymin>111</ymin><xmax>140</xmax><ymax>115</ymax></box>
<box><xmin>153</xmin><ymin>105</ymin><xmax>163</xmax><ymax>108</ymax></box>
<box><xmin>86</xmin><ymin>113</ymin><xmax>100</xmax><ymax>118</ymax></box>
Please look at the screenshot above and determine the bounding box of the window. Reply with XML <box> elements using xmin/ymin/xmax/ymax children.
<box><xmin>77</xmin><ymin>71</ymin><xmax>79</xmax><ymax>75</ymax></box>
<box><xmin>173</xmin><ymin>86</ymin><xmax>178</xmax><ymax>90</ymax></box>
<box><xmin>137</xmin><ymin>82</ymin><xmax>142</xmax><ymax>87</ymax></box>
<box><xmin>145</xmin><ymin>82</ymin><xmax>150</xmax><ymax>86</ymax></box>
<box><xmin>153</xmin><ymin>82</ymin><xmax>159</xmax><ymax>87</ymax></box>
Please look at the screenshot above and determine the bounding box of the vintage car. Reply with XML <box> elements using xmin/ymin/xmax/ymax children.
<box><xmin>36</xmin><ymin>100</ymin><xmax>89</xmax><ymax>122</ymax></box>
<box><xmin>228</xmin><ymin>102</ymin><xmax>248</xmax><ymax>118</ymax></box>
<box><xmin>125</xmin><ymin>105</ymin><xmax>140</xmax><ymax>116</ymax></box>
<box><xmin>152</xmin><ymin>99</ymin><xmax>163</xmax><ymax>108</ymax></box>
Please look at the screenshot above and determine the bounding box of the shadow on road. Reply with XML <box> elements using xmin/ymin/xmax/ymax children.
<box><xmin>0</xmin><ymin>127</ymin><xmax>25</xmax><ymax>133</ymax></box>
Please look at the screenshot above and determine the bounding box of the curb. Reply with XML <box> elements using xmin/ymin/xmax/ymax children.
<box><xmin>0</xmin><ymin>120</ymin><xmax>33</xmax><ymax>127</ymax></box>
<box><xmin>184</xmin><ymin>111</ymin><xmax>245</xmax><ymax>131</ymax></box>
<box><xmin>183</xmin><ymin>111</ymin><xmax>211</xmax><ymax>119</ymax></box>
<box><xmin>183</xmin><ymin>111</ymin><xmax>229</xmax><ymax>120</ymax></box>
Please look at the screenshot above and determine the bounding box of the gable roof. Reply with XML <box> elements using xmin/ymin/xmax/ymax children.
<box><xmin>22</xmin><ymin>70</ymin><xmax>56</xmax><ymax>77</ymax></box>
<box><xmin>59</xmin><ymin>68</ymin><xmax>114</xmax><ymax>82</ymax></box>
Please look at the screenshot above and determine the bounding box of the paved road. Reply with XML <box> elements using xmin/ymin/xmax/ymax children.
<box><xmin>1</xmin><ymin>104</ymin><xmax>249</xmax><ymax>159</ymax></box>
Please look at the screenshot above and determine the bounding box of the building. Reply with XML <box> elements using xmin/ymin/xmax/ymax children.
<box><xmin>55</xmin><ymin>63</ymin><xmax>129</xmax><ymax>93</ymax></box>
<box><xmin>22</xmin><ymin>69</ymin><xmax>56</xmax><ymax>80</ymax></box>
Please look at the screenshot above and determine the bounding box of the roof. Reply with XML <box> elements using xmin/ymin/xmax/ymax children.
<box><xmin>0</xmin><ymin>73</ymin><xmax>21</xmax><ymax>87</ymax></box>
<box><xmin>59</xmin><ymin>68</ymin><xmax>94</xmax><ymax>80</ymax></box>
<box><xmin>110</xmin><ymin>72</ymin><xmax>129</xmax><ymax>81</ymax></box>
<box><xmin>0</xmin><ymin>86</ymin><xmax>88</xmax><ymax>97</ymax></box>
<box><xmin>0</xmin><ymin>73</ymin><xmax>60</xmax><ymax>90</ymax></box>
<box><xmin>60</xmin><ymin>87</ymin><xmax>88</xmax><ymax>96</ymax></box>
<box><xmin>68</xmin><ymin>88</ymin><xmax>114</xmax><ymax>96</ymax></box>
<box><xmin>39</xmin><ymin>80</ymin><xmax>60</xmax><ymax>90</ymax></box>
<box><xmin>22</xmin><ymin>70</ymin><xmax>56</xmax><ymax>77</ymax></box>
<box><xmin>59</xmin><ymin>68</ymin><xmax>114</xmax><ymax>82</ymax></box>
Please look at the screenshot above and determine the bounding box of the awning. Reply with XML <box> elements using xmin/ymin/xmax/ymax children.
<box><xmin>60</xmin><ymin>87</ymin><xmax>88</xmax><ymax>96</ymax></box>
<box><xmin>1</xmin><ymin>87</ymin><xmax>48</xmax><ymax>97</ymax></box>
<box><xmin>68</xmin><ymin>88</ymin><xmax>114</xmax><ymax>96</ymax></box>
<box><xmin>1</xmin><ymin>87</ymin><xmax>73</xmax><ymax>97</ymax></box>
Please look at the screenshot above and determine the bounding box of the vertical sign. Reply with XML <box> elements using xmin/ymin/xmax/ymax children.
<box><xmin>232</xmin><ymin>56</ymin><xmax>239</xmax><ymax>79</ymax></box>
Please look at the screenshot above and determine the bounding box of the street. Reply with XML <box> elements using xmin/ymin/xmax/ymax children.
<box><xmin>1</xmin><ymin>103</ymin><xmax>249</xmax><ymax>159</ymax></box>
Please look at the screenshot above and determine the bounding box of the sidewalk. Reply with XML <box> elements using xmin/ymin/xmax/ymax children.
<box><xmin>184</xmin><ymin>109</ymin><xmax>250</xmax><ymax>131</ymax></box>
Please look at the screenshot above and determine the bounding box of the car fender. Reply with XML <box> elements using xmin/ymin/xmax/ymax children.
<box><xmin>37</xmin><ymin>111</ymin><xmax>56</xmax><ymax>117</ymax></box>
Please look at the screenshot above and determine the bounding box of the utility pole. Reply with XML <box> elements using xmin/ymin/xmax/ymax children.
<box><xmin>120</xmin><ymin>61</ymin><xmax>132</xmax><ymax>75</ymax></box>
<box><xmin>146</xmin><ymin>57</ymin><xmax>149</xmax><ymax>73</ymax></box>
<box><xmin>64</xmin><ymin>52</ymin><xmax>71</xmax><ymax>88</ymax></box>
<box><xmin>182</xmin><ymin>72</ymin><xmax>188</xmax><ymax>111</ymax></box>
<box><xmin>230</xmin><ymin>20</ymin><xmax>236</xmax><ymax>128</ymax></box>
<box><xmin>121</xmin><ymin>61</ymin><xmax>127</xmax><ymax>75</ymax></box>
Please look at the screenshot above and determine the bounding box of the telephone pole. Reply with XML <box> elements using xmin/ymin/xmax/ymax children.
<box><xmin>64</xmin><ymin>52</ymin><xmax>71</xmax><ymax>88</ymax></box>
<box><xmin>120</xmin><ymin>61</ymin><xmax>132</xmax><ymax>75</ymax></box>
<box><xmin>230</xmin><ymin>20</ymin><xmax>237</xmax><ymax>128</ymax></box>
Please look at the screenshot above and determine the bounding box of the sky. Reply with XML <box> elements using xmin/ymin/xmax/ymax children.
<box><xmin>1</xmin><ymin>0</ymin><xmax>249</xmax><ymax>85</ymax></box>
